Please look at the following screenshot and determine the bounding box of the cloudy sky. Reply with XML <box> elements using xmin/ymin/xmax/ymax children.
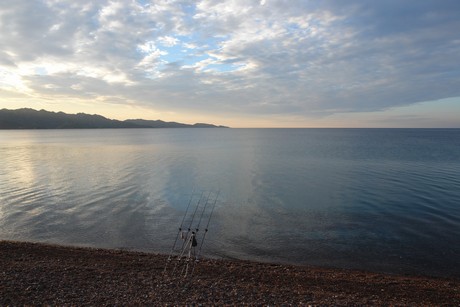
<box><xmin>1</xmin><ymin>0</ymin><xmax>459</xmax><ymax>127</ymax></box>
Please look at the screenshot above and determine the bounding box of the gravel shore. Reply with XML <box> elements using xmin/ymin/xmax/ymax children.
<box><xmin>1</xmin><ymin>240</ymin><xmax>459</xmax><ymax>305</ymax></box>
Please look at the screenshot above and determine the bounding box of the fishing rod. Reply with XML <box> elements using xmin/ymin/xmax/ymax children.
<box><xmin>194</xmin><ymin>191</ymin><xmax>212</xmax><ymax>234</ymax></box>
<box><xmin>179</xmin><ymin>191</ymin><xmax>205</xmax><ymax>251</ymax></box>
<box><xmin>190</xmin><ymin>190</ymin><xmax>220</xmax><ymax>276</ymax></box>
<box><xmin>163</xmin><ymin>190</ymin><xmax>196</xmax><ymax>274</ymax></box>
<box><xmin>171</xmin><ymin>191</ymin><xmax>205</xmax><ymax>276</ymax></box>
<box><xmin>164</xmin><ymin>190</ymin><xmax>220</xmax><ymax>278</ymax></box>
<box><xmin>197</xmin><ymin>190</ymin><xmax>220</xmax><ymax>257</ymax></box>
<box><xmin>182</xmin><ymin>191</ymin><xmax>213</xmax><ymax>276</ymax></box>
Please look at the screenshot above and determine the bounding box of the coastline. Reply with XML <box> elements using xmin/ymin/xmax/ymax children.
<box><xmin>1</xmin><ymin>241</ymin><xmax>459</xmax><ymax>305</ymax></box>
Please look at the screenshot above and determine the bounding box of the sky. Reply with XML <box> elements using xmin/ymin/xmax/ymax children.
<box><xmin>0</xmin><ymin>0</ymin><xmax>459</xmax><ymax>128</ymax></box>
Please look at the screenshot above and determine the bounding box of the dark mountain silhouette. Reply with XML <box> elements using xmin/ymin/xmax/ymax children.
<box><xmin>0</xmin><ymin>108</ymin><xmax>228</xmax><ymax>129</ymax></box>
<box><xmin>125</xmin><ymin>119</ymin><xmax>228</xmax><ymax>128</ymax></box>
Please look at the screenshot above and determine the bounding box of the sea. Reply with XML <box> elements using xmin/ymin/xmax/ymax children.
<box><xmin>1</xmin><ymin>128</ymin><xmax>459</xmax><ymax>278</ymax></box>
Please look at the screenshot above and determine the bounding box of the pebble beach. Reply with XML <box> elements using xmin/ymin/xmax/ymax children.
<box><xmin>1</xmin><ymin>240</ymin><xmax>459</xmax><ymax>305</ymax></box>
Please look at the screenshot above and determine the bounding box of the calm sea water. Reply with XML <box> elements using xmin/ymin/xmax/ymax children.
<box><xmin>1</xmin><ymin>128</ymin><xmax>459</xmax><ymax>277</ymax></box>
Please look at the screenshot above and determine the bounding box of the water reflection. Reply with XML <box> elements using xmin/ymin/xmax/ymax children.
<box><xmin>0</xmin><ymin>129</ymin><xmax>459</xmax><ymax>277</ymax></box>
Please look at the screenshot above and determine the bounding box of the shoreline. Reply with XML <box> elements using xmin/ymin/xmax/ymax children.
<box><xmin>1</xmin><ymin>240</ymin><xmax>459</xmax><ymax>305</ymax></box>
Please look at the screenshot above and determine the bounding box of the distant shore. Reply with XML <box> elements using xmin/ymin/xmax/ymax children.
<box><xmin>1</xmin><ymin>241</ymin><xmax>459</xmax><ymax>305</ymax></box>
<box><xmin>0</xmin><ymin>108</ymin><xmax>229</xmax><ymax>129</ymax></box>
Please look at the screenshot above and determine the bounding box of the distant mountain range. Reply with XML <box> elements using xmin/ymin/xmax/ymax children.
<box><xmin>0</xmin><ymin>108</ymin><xmax>228</xmax><ymax>129</ymax></box>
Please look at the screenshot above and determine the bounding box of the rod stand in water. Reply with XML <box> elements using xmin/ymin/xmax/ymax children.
<box><xmin>163</xmin><ymin>190</ymin><xmax>220</xmax><ymax>278</ymax></box>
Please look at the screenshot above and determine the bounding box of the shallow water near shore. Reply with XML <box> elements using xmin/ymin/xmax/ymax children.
<box><xmin>1</xmin><ymin>128</ymin><xmax>459</xmax><ymax>277</ymax></box>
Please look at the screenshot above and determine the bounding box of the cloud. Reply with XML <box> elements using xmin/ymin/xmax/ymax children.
<box><xmin>0</xmin><ymin>0</ymin><xmax>459</xmax><ymax>121</ymax></box>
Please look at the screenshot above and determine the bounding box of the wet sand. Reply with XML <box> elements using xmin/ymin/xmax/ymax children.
<box><xmin>1</xmin><ymin>240</ymin><xmax>459</xmax><ymax>305</ymax></box>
